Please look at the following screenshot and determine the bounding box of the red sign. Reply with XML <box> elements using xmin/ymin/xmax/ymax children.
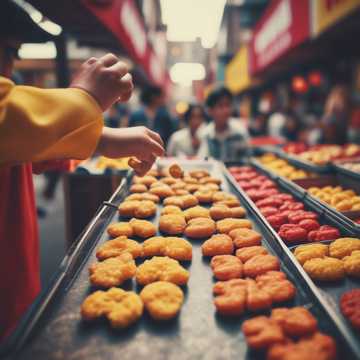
<box><xmin>82</xmin><ymin>0</ymin><xmax>166</xmax><ymax>85</ymax></box>
<box><xmin>249</xmin><ymin>0</ymin><xmax>310</xmax><ymax>75</ymax></box>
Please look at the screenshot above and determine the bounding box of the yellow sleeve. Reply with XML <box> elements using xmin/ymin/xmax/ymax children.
<box><xmin>0</xmin><ymin>76</ymin><xmax>103</xmax><ymax>165</ymax></box>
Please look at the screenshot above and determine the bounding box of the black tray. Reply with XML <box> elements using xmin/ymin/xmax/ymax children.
<box><xmin>4</xmin><ymin>160</ymin><xmax>356</xmax><ymax>359</ymax></box>
<box><xmin>333</xmin><ymin>161</ymin><xmax>360</xmax><ymax>182</ymax></box>
<box><xmin>224</xmin><ymin>163</ymin><xmax>360</xmax><ymax>357</ymax></box>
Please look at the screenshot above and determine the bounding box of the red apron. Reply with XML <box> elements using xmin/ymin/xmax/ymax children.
<box><xmin>0</xmin><ymin>163</ymin><xmax>40</xmax><ymax>341</ymax></box>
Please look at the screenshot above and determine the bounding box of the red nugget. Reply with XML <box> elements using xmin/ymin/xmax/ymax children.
<box><xmin>288</xmin><ymin>210</ymin><xmax>318</xmax><ymax>224</ymax></box>
<box><xmin>259</xmin><ymin>207</ymin><xmax>278</xmax><ymax>217</ymax></box>
<box><xmin>308</xmin><ymin>225</ymin><xmax>340</xmax><ymax>242</ymax></box>
<box><xmin>247</xmin><ymin>189</ymin><xmax>279</xmax><ymax>202</ymax></box>
<box><xmin>271</xmin><ymin>194</ymin><xmax>294</xmax><ymax>202</ymax></box>
<box><xmin>256</xmin><ymin>197</ymin><xmax>283</xmax><ymax>208</ymax></box>
<box><xmin>340</xmin><ymin>289</ymin><xmax>360</xmax><ymax>330</ymax></box>
<box><xmin>266</xmin><ymin>214</ymin><xmax>288</xmax><ymax>230</ymax></box>
<box><xmin>278</xmin><ymin>224</ymin><xmax>308</xmax><ymax>244</ymax></box>
<box><xmin>235</xmin><ymin>172</ymin><xmax>258</xmax><ymax>181</ymax></box>
<box><xmin>279</xmin><ymin>201</ymin><xmax>304</xmax><ymax>212</ymax></box>
<box><xmin>237</xmin><ymin>181</ymin><xmax>257</xmax><ymax>190</ymax></box>
<box><xmin>298</xmin><ymin>219</ymin><xmax>320</xmax><ymax>232</ymax></box>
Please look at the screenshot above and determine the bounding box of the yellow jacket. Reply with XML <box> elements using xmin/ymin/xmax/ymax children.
<box><xmin>0</xmin><ymin>76</ymin><xmax>103</xmax><ymax>165</ymax></box>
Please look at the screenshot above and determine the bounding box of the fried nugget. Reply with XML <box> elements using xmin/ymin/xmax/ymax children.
<box><xmin>81</xmin><ymin>288</ymin><xmax>143</xmax><ymax>328</ymax></box>
<box><xmin>133</xmin><ymin>200</ymin><xmax>157</xmax><ymax>219</ymax></box>
<box><xmin>230</xmin><ymin>207</ymin><xmax>246</xmax><ymax>218</ymax></box>
<box><xmin>136</xmin><ymin>256</ymin><xmax>189</xmax><ymax>285</ymax></box>
<box><xmin>161</xmin><ymin>205</ymin><xmax>183</xmax><ymax>215</ymax></box>
<box><xmin>216</xmin><ymin>218</ymin><xmax>253</xmax><ymax>234</ymax></box>
<box><xmin>107</xmin><ymin>222</ymin><xmax>134</xmax><ymax>238</ymax></box>
<box><xmin>168</xmin><ymin>163</ymin><xmax>184</xmax><ymax>178</ymax></box>
<box><xmin>129</xmin><ymin>218</ymin><xmax>156</xmax><ymax>239</ymax></box>
<box><xmin>133</xmin><ymin>175</ymin><xmax>157</xmax><ymax>186</ymax></box>
<box><xmin>209</xmin><ymin>204</ymin><xmax>232</xmax><ymax>220</ymax></box>
<box><xmin>202</xmin><ymin>234</ymin><xmax>234</xmax><ymax>257</ymax></box>
<box><xmin>303</xmin><ymin>257</ymin><xmax>345</xmax><ymax>281</ymax></box>
<box><xmin>329</xmin><ymin>237</ymin><xmax>360</xmax><ymax>259</ymax></box>
<box><xmin>170</xmin><ymin>181</ymin><xmax>187</xmax><ymax>190</ymax></box>
<box><xmin>343</xmin><ymin>250</ymin><xmax>360</xmax><ymax>277</ymax></box>
<box><xmin>140</xmin><ymin>281</ymin><xmax>184</xmax><ymax>320</ymax></box>
<box><xmin>161</xmin><ymin>176</ymin><xmax>178</xmax><ymax>185</ymax></box>
<box><xmin>194</xmin><ymin>189</ymin><xmax>216</xmax><ymax>204</ymax></box>
<box><xmin>184</xmin><ymin>217</ymin><xmax>216</xmax><ymax>239</ymax></box>
<box><xmin>89</xmin><ymin>253</ymin><xmax>136</xmax><ymax>288</ymax></box>
<box><xmin>163</xmin><ymin>196</ymin><xmax>184</xmax><ymax>208</ymax></box>
<box><xmin>210</xmin><ymin>255</ymin><xmax>243</xmax><ymax>280</ymax></box>
<box><xmin>294</xmin><ymin>243</ymin><xmax>329</xmax><ymax>265</ymax></box>
<box><xmin>130</xmin><ymin>183</ymin><xmax>148</xmax><ymax>193</ymax></box>
<box><xmin>236</xmin><ymin>246</ymin><xmax>268</xmax><ymax>263</ymax></box>
<box><xmin>213</xmin><ymin>279</ymin><xmax>247</xmax><ymax>315</ymax></box>
<box><xmin>229</xmin><ymin>228</ymin><xmax>262</xmax><ymax>249</ymax></box>
<box><xmin>246</xmin><ymin>278</ymin><xmax>273</xmax><ymax>311</ymax></box>
<box><xmin>118</xmin><ymin>200</ymin><xmax>141</xmax><ymax>217</ymax></box>
<box><xmin>242</xmin><ymin>316</ymin><xmax>285</xmax><ymax>350</ymax></box>
<box><xmin>142</xmin><ymin>236</ymin><xmax>192</xmax><ymax>261</ymax></box>
<box><xmin>243</xmin><ymin>254</ymin><xmax>280</xmax><ymax>278</ymax></box>
<box><xmin>181</xmin><ymin>194</ymin><xmax>200</xmax><ymax>208</ymax></box>
<box><xmin>340</xmin><ymin>289</ymin><xmax>360</xmax><ymax>330</ymax></box>
<box><xmin>183</xmin><ymin>205</ymin><xmax>210</xmax><ymax>221</ymax></box>
<box><xmin>96</xmin><ymin>237</ymin><xmax>143</xmax><ymax>260</ymax></box>
<box><xmin>125</xmin><ymin>193</ymin><xmax>160</xmax><ymax>203</ymax></box>
<box><xmin>271</xmin><ymin>307</ymin><xmax>318</xmax><ymax>337</ymax></box>
<box><xmin>267</xmin><ymin>332</ymin><xmax>337</xmax><ymax>360</ymax></box>
<box><xmin>159</xmin><ymin>214</ymin><xmax>186</xmax><ymax>235</ymax></box>
<box><xmin>189</xmin><ymin>169</ymin><xmax>210</xmax><ymax>179</ymax></box>
<box><xmin>149</xmin><ymin>185</ymin><xmax>175</xmax><ymax>199</ymax></box>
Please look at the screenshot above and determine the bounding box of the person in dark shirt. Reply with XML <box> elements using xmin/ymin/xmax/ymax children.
<box><xmin>129</xmin><ymin>85</ymin><xmax>176</xmax><ymax>146</ymax></box>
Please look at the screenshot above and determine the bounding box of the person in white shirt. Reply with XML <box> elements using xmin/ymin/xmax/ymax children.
<box><xmin>198</xmin><ymin>87</ymin><xmax>249</xmax><ymax>161</ymax></box>
<box><xmin>167</xmin><ymin>104</ymin><xmax>206</xmax><ymax>157</ymax></box>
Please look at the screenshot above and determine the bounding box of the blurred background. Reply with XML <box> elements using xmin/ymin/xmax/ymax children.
<box><xmin>5</xmin><ymin>0</ymin><xmax>360</xmax><ymax>287</ymax></box>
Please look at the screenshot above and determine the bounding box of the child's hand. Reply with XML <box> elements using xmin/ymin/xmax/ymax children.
<box><xmin>71</xmin><ymin>53</ymin><xmax>133</xmax><ymax>111</ymax></box>
<box><xmin>96</xmin><ymin>126</ymin><xmax>164</xmax><ymax>175</ymax></box>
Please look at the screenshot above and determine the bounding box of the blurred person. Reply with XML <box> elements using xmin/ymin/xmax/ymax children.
<box><xmin>198</xmin><ymin>87</ymin><xmax>249</xmax><ymax>160</ymax></box>
<box><xmin>167</xmin><ymin>103</ymin><xmax>206</xmax><ymax>157</ymax></box>
<box><xmin>320</xmin><ymin>85</ymin><xmax>350</xmax><ymax>144</ymax></box>
<box><xmin>129</xmin><ymin>85</ymin><xmax>176</xmax><ymax>146</ymax></box>
<box><xmin>267</xmin><ymin>107</ymin><xmax>286</xmax><ymax>139</ymax></box>
<box><xmin>249</xmin><ymin>112</ymin><xmax>268</xmax><ymax>137</ymax></box>
<box><xmin>0</xmin><ymin>0</ymin><xmax>164</xmax><ymax>341</ymax></box>
<box><xmin>281</xmin><ymin>110</ymin><xmax>302</xmax><ymax>141</ymax></box>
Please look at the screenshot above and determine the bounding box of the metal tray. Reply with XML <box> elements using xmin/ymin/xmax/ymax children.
<box><xmin>333</xmin><ymin>161</ymin><xmax>360</xmax><ymax>182</ymax></box>
<box><xmin>281</xmin><ymin>153</ymin><xmax>332</xmax><ymax>174</ymax></box>
<box><xmin>4</xmin><ymin>160</ymin><xmax>355</xmax><ymax>360</ymax></box>
<box><xmin>224</xmin><ymin>163</ymin><xmax>360</xmax><ymax>356</ymax></box>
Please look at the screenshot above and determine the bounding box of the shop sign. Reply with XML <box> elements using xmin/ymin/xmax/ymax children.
<box><xmin>249</xmin><ymin>0</ymin><xmax>310</xmax><ymax>75</ymax></box>
<box><xmin>312</xmin><ymin>0</ymin><xmax>360</xmax><ymax>35</ymax></box>
<box><xmin>225</xmin><ymin>46</ymin><xmax>251</xmax><ymax>94</ymax></box>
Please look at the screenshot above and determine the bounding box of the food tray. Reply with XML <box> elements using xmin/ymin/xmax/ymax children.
<box><xmin>333</xmin><ymin>160</ymin><xmax>360</xmax><ymax>182</ymax></box>
<box><xmin>224</xmin><ymin>163</ymin><xmax>360</xmax><ymax>356</ymax></box>
<box><xmin>3</xmin><ymin>160</ymin><xmax>355</xmax><ymax>359</ymax></box>
<box><xmin>281</xmin><ymin>153</ymin><xmax>332</xmax><ymax>174</ymax></box>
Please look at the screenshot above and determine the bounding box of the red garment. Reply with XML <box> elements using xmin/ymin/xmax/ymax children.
<box><xmin>0</xmin><ymin>163</ymin><xmax>40</xmax><ymax>341</ymax></box>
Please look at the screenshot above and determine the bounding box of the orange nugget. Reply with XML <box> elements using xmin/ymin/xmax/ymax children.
<box><xmin>107</xmin><ymin>222</ymin><xmax>134</xmax><ymax>238</ymax></box>
<box><xmin>184</xmin><ymin>217</ymin><xmax>216</xmax><ymax>239</ymax></box>
<box><xmin>236</xmin><ymin>246</ymin><xmax>268</xmax><ymax>263</ymax></box>
<box><xmin>229</xmin><ymin>228</ymin><xmax>262</xmax><ymax>248</ymax></box>
<box><xmin>159</xmin><ymin>214</ymin><xmax>186</xmax><ymax>235</ymax></box>
<box><xmin>202</xmin><ymin>234</ymin><xmax>234</xmax><ymax>256</ymax></box>
<box><xmin>96</xmin><ymin>237</ymin><xmax>143</xmax><ymax>260</ymax></box>
<box><xmin>210</xmin><ymin>204</ymin><xmax>232</xmax><ymax>220</ymax></box>
<box><xmin>246</xmin><ymin>279</ymin><xmax>273</xmax><ymax>311</ymax></box>
<box><xmin>210</xmin><ymin>255</ymin><xmax>243</xmax><ymax>280</ymax></box>
<box><xmin>169</xmin><ymin>163</ymin><xmax>184</xmax><ymax>178</ymax></box>
<box><xmin>243</xmin><ymin>254</ymin><xmax>280</xmax><ymax>278</ymax></box>
<box><xmin>216</xmin><ymin>218</ymin><xmax>252</xmax><ymax>234</ymax></box>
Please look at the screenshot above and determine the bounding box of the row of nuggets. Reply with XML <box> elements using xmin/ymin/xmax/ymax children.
<box><xmin>294</xmin><ymin>238</ymin><xmax>360</xmax><ymax>281</ymax></box>
<box><xmin>80</xmin><ymin>166</ymin><xmax>219</xmax><ymax>328</ymax></box>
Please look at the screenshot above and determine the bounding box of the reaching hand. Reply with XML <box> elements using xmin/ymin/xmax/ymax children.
<box><xmin>70</xmin><ymin>53</ymin><xmax>133</xmax><ymax>111</ymax></box>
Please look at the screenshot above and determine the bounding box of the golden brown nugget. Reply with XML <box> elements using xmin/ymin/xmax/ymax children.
<box><xmin>159</xmin><ymin>214</ymin><xmax>186</xmax><ymax>235</ymax></box>
<box><xmin>199</xmin><ymin>183</ymin><xmax>220</xmax><ymax>191</ymax></box>
<box><xmin>193</xmin><ymin>189</ymin><xmax>216</xmax><ymax>204</ymax></box>
<box><xmin>209</xmin><ymin>204</ymin><xmax>232</xmax><ymax>220</ymax></box>
<box><xmin>125</xmin><ymin>193</ymin><xmax>160</xmax><ymax>203</ymax></box>
<box><xmin>128</xmin><ymin>157</ymin><xmax>148</xmax><ymax>176</ymax></box>
<box><xmin>246</xmin><ymin>278</ymin><xmax>273</xmax><ymax>311</ymax></box>
<box><xmin>129</xmin><ymin>218</ymin><xmax>156</xmax><ymax>239</ymax></box>
<box><xmin>183</xmin><ymin>206</ymin><xmax>210</xmax><ymax>221</ymax></box>
<box><xmin>149</xmin><ymin>185</ymin><xmax>175</xmax><ymax>199</ymax></box>
<box><xmin>202</xmin><ymin>234</ymin><xmax>234</xmax><ymax>257</ymax></box>
<box><xmin>181</xmin><ymin>194</ymin><xmax>199</xmax><ymax>208</ymax></box>
<box><xmin>161</xmin><ymin>176</ymin><xmax>178</xmax><ymax>185</ymax></box>
<box><xmin>294</xmin><ymin>243</ymin><xmax>329</xmax><ymax>265</ymax></box>
<box><xmin>96</xmin><ymin>237</ymin><xmax>143</xmax><ymax>260</ymax></box>
<box><xmin>107</xmin><ymin>222</ymin><xmax>134</xmax><ymax>238</ymax></box>
<box><xmin>140</xmin><ymin>281</ymin><xmax>184</xmax><ymax>320</ymax></box>
<box><xmin>130</xmin><ymin>183</ymin><xmax>148</xmax><ymax>193</ymax></box>
<box><xmin>142</xmin><ymin>236</ymin><xmax>192</xmax><ymax>261</ymax></box>
<box><xmin>342</xmin><ymin>250</ymin><xmax>360</xmax><ymax>277</ymax></box>
<box><xmin>118</xmin><ymin>200</ymin><xmax>141</xmax><ymax>217</ymax></box>
<box><xmin>189</xmin><ymin>169</ymin><xmax>210</xmax><ymax>179</ymax></box>
<box><xmin>210</xmin><ymin>255</ymin><xmax>243</xmax><ymax>280</ymax></box>
<box><xmin>235</xmin><ymin>246</ymin><xmax>268</xmax><ymax>263</ymax></box>
<box><xmin>303</xmin><ymin>257</ymin><xmax>345</xmax><ymax>281</ymax></box>
<box><xmin>329</xmin><ymin>237</ymin><xmax>360</xmax><ymax>259</ymax></box>
<box><xmin>213</xmin><ymin>278</ymin><xmax>247</xmax><ymax>315</ymax></box>
<box><xmin>163</xmin><ymin>196</ymin><xmax>184</xmax><ymax>208</ymax></box>
<box><xmin>185</xmin><ymin>184</ymin><xmax>201</xmax><ymax>193</ymax></box>
<box><xmin>133</xmin><ymin>200</ymin><xmax>157</xmax><ymax>219</ymax></box>
<box><xmin>267</xmin><ymin>332</ymin><xmax>337</xmax><ymax>360</ymax></box>
<box><xmin>199</xmin><ymin>176</ymin><xmax>222</xmax><ymax>185</ymax></box>
<box><xmin>133</xmin><ymin>175</ymin><xmax>157</xmax><ymax>186</ymax></box>
<box><xmin>173</xmin><ymin>189</ymin><xmax>189</xmax><ymax>196</ymax></box>
<box><xmin>229</xmin><ymin>228</ymin><xmax>262</xmax><ymax>249</ymax></box>
<box><xmin>216</xmin><ymin>218</ymin><xmax>253</xmax><ymax>234</ymax></box>
<box><xmin>183</xmin><ymin>175</ymin><xmax>199</xmax><ymax>184</ymax></box>
<box><xmin>170</xmin><ymin>181</ymin><xmax>187</xmax><ymax>190</ymax></box>
<box><xmin>212</xmin><ymin>191</ymin><xmax>234</xmax><ymax>202</ymax></box>
<box><xmin>243</xmin><ymin>254</ymin><xmax>280</xmax><ymax>278</ymax></box>
<box><xmin>81</xmin><ymin>287</ymin><xmax>143</xmax><ymax>328</ymax></box>
<box><xmin>184</xmin><ymin>217</ymin><xmax>216</xmax><ymax>239</ymax></box>
<box><xmin>169</xmin><ymin>163</ymin><xmax>184</xmax><ymax>178</ymax></box>
<box><xmin>216</xmin><ymin>199</ymin><xmax>241</xmax><ymax>208</ymax></box>
<box><xmin>242</xmin><ymin>316</ymin><xmax>285</xmax><ymax>350</ymax></box>
<box><xmin>161</xmin><ymin>205</ymin><xmax>183</xmax><ymax>215</ymax></box>
<box><xmin>256</xmin><ymin>271</ymin><xmax>296</xmax><ymax>303</ymax></box>
<box><xmin>136</xmin><ymin>256</ymin><xmax>189</xmax><ymax>285</ymax></box>
<box><xmin>271</xmin><ymin>307</ymin><xmax>318</xmax><ymax>337</ymax></box>
<box><xmin>89</xmin><ymin>253</ymin><xmax>136</xmax><ymax>288</ymax></box>
<box><xmin>230</xmin><ymin>207</ymin><xmax>246</xmax><ymax>218</ymax></box>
